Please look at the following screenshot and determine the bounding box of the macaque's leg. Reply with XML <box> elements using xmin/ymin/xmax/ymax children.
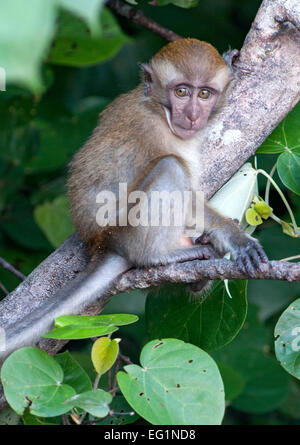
<box><xmin>150</xmin><ymin>244</ymin><xmax>214</xmax><ymax>266</ymax></box>
<box><xmin>113</xmin><ymin>157</ymin><xmax>210</xmax><ymax>267</ymax></box>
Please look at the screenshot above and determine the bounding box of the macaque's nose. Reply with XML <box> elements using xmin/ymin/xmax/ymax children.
<box><xmin>186</xmin><ymin>100</ymin><xmax>201</xmax><ymax>123</ymax></box>
<box><xmin>187</xmin><ymin>110</ymin><xmax>201</xmax><ymax>128</ymax></box>
<box><xmin>188</xmin><ymin>114</ymin><xmax>198</xmax><ymax>123</ymax></box>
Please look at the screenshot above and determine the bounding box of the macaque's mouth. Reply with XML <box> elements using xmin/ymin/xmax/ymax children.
<box><xmin>175</xmin><ymin>122</ymin><xmax>202</xmax><ymax>132</ymax></box>
<box><xmin>163</xmin><ymin>106</ymin><xmax>201</xmax><ymax>139</ymax></box>
<box><xmin>173</xmin><ymin>126</ymin><xmax>199</xmax><ymax>139</ymax></box>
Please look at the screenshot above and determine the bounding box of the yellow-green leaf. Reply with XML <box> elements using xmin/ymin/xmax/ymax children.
<box><xmin>281</xmin><ymin>221</ymin><xmax>300</xmax><ymax>238</ymax></box>
<box><xmin>253</xmin><ymin>200</ymin><xmax>273</xmax><ymax>220</ymax></box>
<box><xmin>245</xmin><ymin>208</ymin><xmax>262</xmax><ymax>226</ymax></box>
<box><xmin>91</xmin><ymin>337</ymin><xmax>119</xmax><ymax>375</ymax></box>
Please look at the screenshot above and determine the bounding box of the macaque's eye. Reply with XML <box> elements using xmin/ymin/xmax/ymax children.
<box><xmin>198</xmin><ymin>89</ymin><xmax>211</xmax><ymax>99</ymax></box>
<box><xmin>175</xmin><ymin>87</ymin><xmax>188</xmax><ymax>97</ymax></box>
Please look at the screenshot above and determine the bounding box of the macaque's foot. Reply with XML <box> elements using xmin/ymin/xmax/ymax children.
<box><xmin>235</xmin><ymin>238</ymin><xmax>268</xmax><ymax>278</ymax></box>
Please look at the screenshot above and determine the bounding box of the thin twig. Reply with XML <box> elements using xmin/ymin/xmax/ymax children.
<box><xmin>62</xmin><ymin>414</ymin><xmax>72</xmax><ymax>425</ymax></box>
<box><xmin>106</xmin><ymin>0</ymin><xmax>181</xmax><ymax>41</ymax></box>
<box><xmin>280</xmin><ymin>254</ymin><xmax>300</xmax><ymax>262</ymax></box>
<box><xmin>108</xmin><ymin>368</ymin><xmax>112</xmax><ymax>391</ymax></box>
<box><xmin>109</xmin><ymin>386</ymin><xmax>119</xmax><ymax>394</ymax></box>
<box><xmin>0</xmin><ymin>257</ymin><xmax>26</xmax><ymax>281</ymax></box>
<box><xmin>0</xmin><ymin>281</ymin><xmax>8</xmax><ymax>295</ymax></box>
<box><xmin>119</xmin><ymin>352</ymin><xmax>133</xmax><ymax>365</ymax></box>
<box><xmin>109</xmin><ymin>410</ymin><xmax>135</xmax><ymax>416</ymax></box>
<box><xmin>111</xmin><ymin>356</ymin><xmax>122</xmax><ymax>397</ymax></box>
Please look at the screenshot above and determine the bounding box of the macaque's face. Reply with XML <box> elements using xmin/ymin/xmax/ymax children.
<box><xmin>164</xmin><ymin>79</ymin><xmax>220</xmax><ymax>140</ymax></box>
<box><xmin>143</xmin><ymin>39</ymin><xmax>231</xmax><ymax>140</ymax></box>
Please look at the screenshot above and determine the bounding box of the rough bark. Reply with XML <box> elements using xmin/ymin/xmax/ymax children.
<box><xmin>0</xmin><ymin>0</ymin><xmax>300</xmax><ymax>409</ymax></box>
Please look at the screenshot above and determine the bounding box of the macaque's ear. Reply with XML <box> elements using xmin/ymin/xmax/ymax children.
<box><xmin>139</xmin><ymin>63</ymin><xmax>154</xmax><ymax>96</ymax></box>
<box><xmin>222</xmin><ymin>48</ymin><xmax>239</xmax><ymax>78</ymax></box>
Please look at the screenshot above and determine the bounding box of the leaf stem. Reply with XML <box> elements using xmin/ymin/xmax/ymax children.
<box><xmin>257</xmin><ymin>169</ymin><xmax>300</xmax><ymax>236</ymax></box>
<box><xmin>264</xmin><ymin>163</ymin><xmax>277</xmax><ymax>205</ymax></box>
<box><xmin>93</xmin><ymin>373</ymin><xmax>101</xmax><ymax>390</ymax></box>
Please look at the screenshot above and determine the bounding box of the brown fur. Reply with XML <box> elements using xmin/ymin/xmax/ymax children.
<box><xmin>68</xmin><ymin>39</ymin><xmax>230</xmax><ymax>258</ymax></box>
<box><xmin>151</xmin><ymin>38</ymin><xmax>227</xmax><ymax>82</ymax></box>
<box><xmin>3</xmin><ymin>40</ymin><xmax>268</xmax><ymax>360</ymax></box>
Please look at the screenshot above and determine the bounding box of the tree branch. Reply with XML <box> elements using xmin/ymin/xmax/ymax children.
<box><xmin>114</xmin><ymin>259</ymin><xmax>300</xmax><ymax>293</ymax></box>
<box><xmin>106</xmin><ymin>0</ymin><xmax>181</xmax><ymax>41</ymax></box>
<box><xmin>0</xmin><ymin>0</ymin><xmax>300</xmax><ymax>410</ymax></box>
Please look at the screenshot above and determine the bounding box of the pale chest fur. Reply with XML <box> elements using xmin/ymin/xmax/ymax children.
<box><xmin>170</xmin><ymin>136</ymin><xmax>202</xmax><ymax>192</ymax></box>
<box><xmin>152</xmin><ymin>118</ymin><xmax>203</xmax><ymax>192</ymax></box>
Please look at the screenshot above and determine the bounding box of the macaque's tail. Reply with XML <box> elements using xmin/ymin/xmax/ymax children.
<box><xmin>0</xmin><ymin>253</ymin><xmax>130</xmax><ymax>363</ymax></box>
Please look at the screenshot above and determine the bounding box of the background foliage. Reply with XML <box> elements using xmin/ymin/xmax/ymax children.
<box><xmin>0</xmin><ymin>0</ymin><xmax>300</xmax><ymax>425</ymax></box>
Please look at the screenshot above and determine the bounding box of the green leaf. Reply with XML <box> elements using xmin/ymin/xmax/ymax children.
<box><xmin>257</xmin><ymin>102</ymin><xmax>300</xmax><ymax>154</ymax></box>
<box><xmin>231</xmin><ymin>350</ymin><xmax>289</xmax><ymax>414</ymax></box>
<box><xmin>58</xmin><ymin>0</ymin><xmax>104</xmax><ymax>36</ymax></box>
<box><xmin>43</xmin><ymin>324</ymin><xmax>118</xmax><ymax>340</ymax></box>
<box><xmin>55</xmin><ymin>313</ymin><xmax>139</xmax><ymax>327</ymax></box>
<box><xmin>217</xmin><ymin>362</ymin><xmax>245</xmax><ymax>401</ymax></box>
<box><xmin>213</xmin><ymin>306</ymin><xmax>290</xmax><ymax>414</ymax></box>
<box><xmin>146</xmin><ymin>282</ymin><xmax>247</xmax><ymax>351</ymax></box>
<box><xmin>24</xmin><ymin>122</ymin><xmax>69</xmax><ymax>172</ymax></box>
<box><xmin>1</xmin><ymin>347</ymin><xmax>75</xmax><ymax>417</ymax></box>
<box><xmin>274</xmin><ymin>299</ymin><xmax>300</xmax><ymax>380</ymax></box>
<box><xmin>54</xmin><ymin>351</ymin><xmax>92</xmax><ymax>393</ymax></box>
<box><xmin>34</xmin><ymin>195</ymin><xmax>75</xmax><ymax>248</ymax></box>
<box><xmin>24</xmin><ymin>103</ymin><xmax>105</xmax><ymax>173</ymax></box>
<box><xmin>48</xmin><ymin>9</ymin><xmax>128</xmax><ymax>67</ymax></box>
<box><xmin>1</xmin><ymin>202</ymin><xmax>51</xmax><ymax>251</ymax></box>
<box><xmin>0</xmin><ymin>0</ymin><xmax>57</xmax><ymax>91</ymax></box>
<box><xmin>156</xmin><ymin>0</ymin><xmax>198</xmax><ymax>8</ymax></box>
<box><xmin>281</xmin><ymin>220</ymin><xmax>300</xmax><ymax>238</ymax></box>
<box><xmin>46</xmin><ymin>313</ymin><xmax>139</xmax><ymax>340</ymax></box>
<box><xmin>245</xmin><ymin>208</ymin><xmax>262</xmax><ymax>226</ymax></box>
<box><xmin>279</xmin><ymin>380</ymin><xmax>300</xmax><ymax>419</ymax></box>
<box><xmin>68</xmin><ymin>389</ymin><xmax>112</xmax><ymax>418</ymax></box>
<box><xmin>0</xmin><ymin>165</ymin><xmax>25</xmax><ymax>213</ymax></box>
<box><xmin>91</xmin><ymin>337</ymin><xmax>119</xmax><ymax>375</ymax></box>
<box><xmin>253</xmin><ymin>200</ymin><xmax>273</xmax><ymax>219</ymax></box>
<box><xmin>0</xmin><ymin>95</ymin><xmax>38</xmax><ymax>164</ymax></box>
<box><xmin>277</xmin><ymin>149</ymin><xmax>300</xmax><ymax>195</ymax></box>
<box><xmin>117</xmin><ymin>339</ymin><xmax>225</xmax><ymax>425</ymax></box>
<box><xmin>22</xmin><ymin>409</ymin><xmax>60</xmax><ymax>425</ymax></box>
